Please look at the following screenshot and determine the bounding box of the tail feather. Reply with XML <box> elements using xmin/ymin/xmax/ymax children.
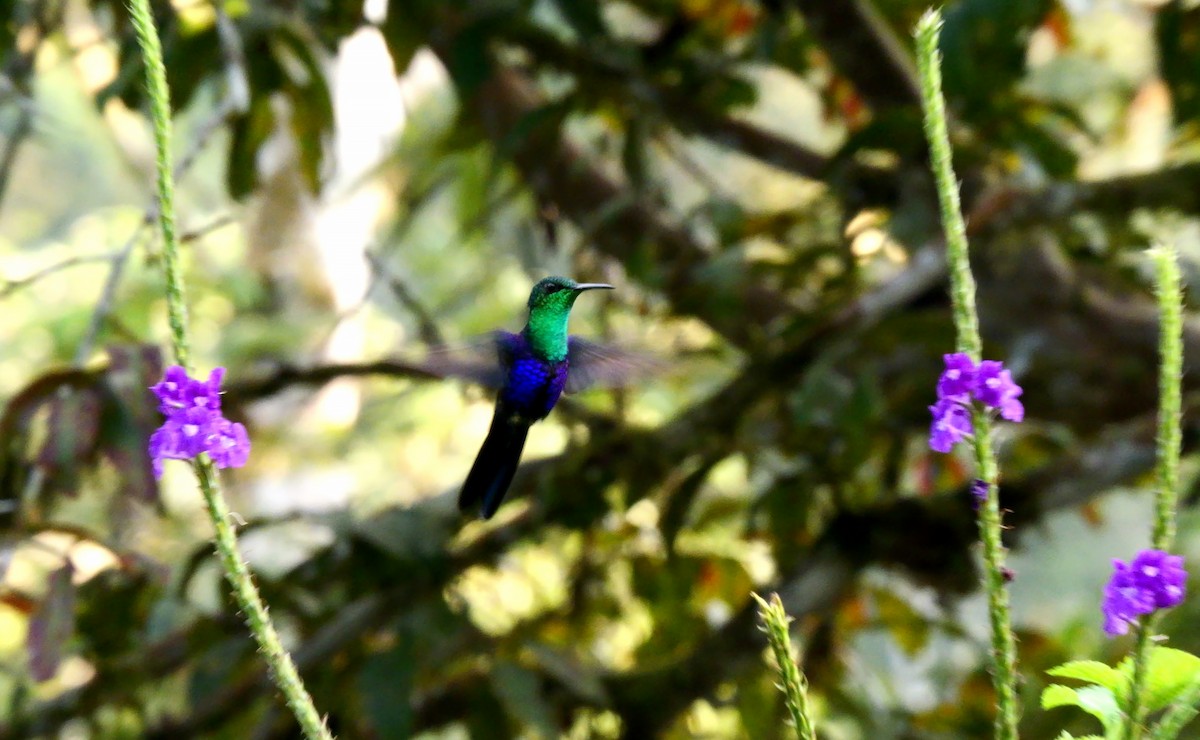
<box><xmin>458</xmin><ymin>404</ymin><xmax>530</xmax><ymax>520</ymax></box>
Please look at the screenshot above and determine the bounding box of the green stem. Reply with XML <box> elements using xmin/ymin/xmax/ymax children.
<box><xmin>914</xmin><ymin>11</ymin><xmax>1018</xmax><ymax>739</ymax></box>
<box><xmin>752</xmin><ymin>593</ymin><xmax>817</xmax><ymax>740</ymax></box>
<box><xmin>1149</xmin><ymin>244</ymin><xmax>1183</xmax><ymax>551</ymax></box>
<box><xmin>1126</xmin><ymin>620</ymin><xmax>1156</xmax><ymax>740</ymax></box>
<box><xmin>1126</xmin><ymin>245</ymin><xmax>1185</xmax><ymax>740</ymax></box>
<box><xmin>128</xmin><ymin>2</ymin><xmax>331</xmax><ymax>737</ymax></box>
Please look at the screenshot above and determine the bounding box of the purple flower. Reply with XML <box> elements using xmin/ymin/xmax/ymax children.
<box><xmin>1102</xmin><ymin>549</ymin><xmax>1188</xmax><ymax>637</ymax></box>
<box><xmin>974</xmin><ymin>360</ymin><xmax>1024</xmax><ymax>422</ymax></box>
<box><xmin>928</xmin><ymin>353</ymin><xmax>1025</xmax><ymax>454</ymax></box>
<box><xmin>151</xmin><ymin>365</ymin><xmax>224</xmax><ymax>416</ymax></box>
<box><xmin>1131</xmin><ymin>549</ymin><xmax>1188</xmax><ymax>609</ymax></box>
<box><xmin>937</xmin><ymin>353</ymin><xmax>977</xmax><ymax>400</ymax></box>
<box><xmin>207</xmin><ymin>416</ymin><xmax>251</xmax><ymax>470</ymax></box>
<box><xmin>148</xmin><ymin>366</ymin><xmax>249</xmax><ymax>478</ymax></box>
<box><xmin>970</xmin><ymin>479</ymin><xmax>989</xmax><ymax>509</ymax></box>
<box><xmin>929</xmin><ymin>397</ymin><xmax>973</xmax><ymax>453</ymax></box>
<box><xmin>148</xmin><ymin>423</ymin><xmax>185</xmax><ymax>479</ymax></box>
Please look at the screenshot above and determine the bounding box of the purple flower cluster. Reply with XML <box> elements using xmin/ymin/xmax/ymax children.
<box><xmin>1102</xmin><ymin>549</ymin><xmax>1188</xmax><ymax>637</ymax></box>
<box><xmin>929</xmin><ymin>353</ymin><xmax>1024</xmax><ymax>453</ymax></box>
<box><xmin>148</xmin><ymin>366</ymin><xmax>250</xmax><ymax>478</ymax></box>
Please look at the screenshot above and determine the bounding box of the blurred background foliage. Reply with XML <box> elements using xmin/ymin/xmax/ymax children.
<box><xmin>2</xmin><ymin>0</ymin><xmax>1200</xmax><ymax>737</ymax></box>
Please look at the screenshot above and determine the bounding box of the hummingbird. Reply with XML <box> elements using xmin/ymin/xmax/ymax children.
<box><xmin>444</xmin><ymin>276</ymin><xmax>631</xmax><ymax>519</ymax></box>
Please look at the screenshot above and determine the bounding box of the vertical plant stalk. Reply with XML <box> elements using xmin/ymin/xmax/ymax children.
<box><xmin>1126</xmin><ymin>245</ymin><xmax>1184</xmax><ymax>740</ymax></box>
<box><xmin>914</xmin><ymin>11</ymin><xmax>1019</xmax><ymax>740</ymax></box>
<box><xmin>752</xmin><ymin>593</ymin><xmax>817</xmax><ymax>740</ymax></box>
<box><xmin>127</xmin><ymin>2</ymin><xmax>332</xmax><ymax>738</ymax></box>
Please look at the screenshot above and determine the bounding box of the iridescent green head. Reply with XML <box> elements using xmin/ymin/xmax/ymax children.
<box><xmin>523</xmin><ymin>276</ymin><xmax>612</xmax><ymax>360</ymax></box>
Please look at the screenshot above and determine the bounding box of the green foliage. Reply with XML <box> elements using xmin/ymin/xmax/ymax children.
<box><xmin>1047</xmin><ymin>661</ymin><xmax>1124</xmax><ymax>693</ymax></box>
<box><xmin>1042</xmin><ymin>684</ymin><xmax>1121</xmax><ymax>738</ymax></box>
<box><xmin>1156</xmin><ymin>4</ymin><xmax>1200</xmax><ymax>125</ymax></box>
<box><xmin>1043</xmin><ymin>648</ymin><xmax>1200</xmax><ymax>739</ymax></box>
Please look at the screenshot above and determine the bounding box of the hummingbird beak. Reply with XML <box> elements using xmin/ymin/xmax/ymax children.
<box><xmin>573</xmin><ymin>283</ymin><xmax>614</xmax><ymax>292</ymax></box>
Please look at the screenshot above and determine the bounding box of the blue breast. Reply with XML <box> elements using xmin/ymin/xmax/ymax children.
<box><xmin>502</xmin><ymin>354</ymin><xmax>569</xmax><ymax>421</ymax></box>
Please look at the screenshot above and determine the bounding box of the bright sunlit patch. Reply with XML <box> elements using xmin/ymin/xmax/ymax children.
<box><xmin>67</xmin><ymin>540</ymin><xmax>120</xmax><ymax>584</ymax></box>
<box><xmin>448</xmin><ymin>537</ymin><xmax>578</xmax><ymax>636</ymax></box>
<box><xmin>174</xmin><ymin>0</ymin><xmax>215</xmax><ymax>35</ymax></box>
<box><xmin>0</xmin><ymin>605</ymin><xmax>28</xmax><ymax>656</ymax></box>
<box><xmin>31</xmin><ymin>656</ymin><xmax>96</xmax><ymax>697</ymax></box>
<box><xmin>844</xmin><ymin>208</ymin><xmax>887</xmax><ymax>239</ymax></box>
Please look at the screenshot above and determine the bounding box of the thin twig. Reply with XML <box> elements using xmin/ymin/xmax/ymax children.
<box><xmin>74</xmin><ymin>223</ymin><xmax>150</xmax><ymax>365</ymax></box>
<box><xmin>363</xmin><ymin>250</ymin><xmax>445</xmax><ymax>346</ymax></box>
<box><xmin>0</xmin><ymin>250</ymin><xmax>124</xmax><ymax>300</ymax></box>
<box><xmin>74</xmin><ymin>96</ymin><xmax>241</xmax><ymax>364</ymax></box>
<box><xmin>73</xmin><ymin>0</ymin><xmax>246</xmax><ymax>363</ymax></box>
<box><xmin>180</xmin><ymin>213</ymin><xmax>237</xmax><ymax>243</ymax></box>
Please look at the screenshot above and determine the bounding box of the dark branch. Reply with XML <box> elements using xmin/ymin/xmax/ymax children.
<box><xmin>789</xmin><ymin>0</ymin><xmax>921</xmax><ymax>111</ymax></box>
<box><xmin>429</xmin><ymin>38</ymin><xmax>794</xmax><ymax>349</ymax></box>
<box><xmin>504</xmin><ymin>22</ymin><xmax>830</xmax><ymax>179</ymax></box>
<box><xmin>226</xmin><ymin>359</ymin><xmax>442</xmax><ymax>402</ymax></box>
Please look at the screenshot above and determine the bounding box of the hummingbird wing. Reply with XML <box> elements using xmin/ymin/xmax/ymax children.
<box><xmin>565</xmin><ymin>336</ymin><xmax>665</xmax><ymax>393</ymax></box>
<box><xmin>415</xmin><ymin>331</ymin><xmax>519</xmax><ymax>388</ymax></box>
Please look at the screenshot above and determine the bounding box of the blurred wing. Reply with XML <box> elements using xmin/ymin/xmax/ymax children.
<box><xmin>415</xmin><ymin>331</ymin><xmax>516</xmax><ymax>389</ymax></box>
<box><xmin>565</xmin><ymin>336</ymin><xmax>665</xmax><ymax>393</ymax></box>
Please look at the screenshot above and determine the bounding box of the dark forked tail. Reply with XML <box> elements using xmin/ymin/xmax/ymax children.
<box><xmin>458</xmin><ymin>402</ymin><xmax>531</xmax><ymax>520</ymax></box>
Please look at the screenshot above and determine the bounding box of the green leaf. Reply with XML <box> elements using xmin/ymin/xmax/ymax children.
<box><xmin>872</xmin><ymin>587</ymin><xmax>931</xmax><ymax>657</ymax></box>
<box><xmin>940</xmin><ymin>0</ymin><xmax>1055</xmax><ymax>114</ymax></box>
<box><xmin>189</xmin><ymin>637</ymin><xmax>251</xmax><ymax>707</ymax></box>
<box><xmin>1043</xmin><ymin>683</ymin><xmax>1081</xmax><ymax>710</ymax></box>
<box><xmin>551</xmin><ymin>0</ymin><xmax>607</xmax><ymax>39</ymax></box>
<box><xmin>381</xmin><ymin>0</ymin><xmax>432</xmax><ymax>73</ymax></box>
<box><xmin>1048</xmin><ymin>661</ymin><xmax>1125</xmax><ymax>692</ymax></box>
<box><xmin>273</xmin><ymin>26</ymin><xmax>334</xmax><ymax>194</ymax></box>
<box><xmin>1042</xmin><ymin>684</ymin><xmax>1122</xmax><ymax>734</ymax></box>
<box><xmin>358</xmin><ymin>639</ymin><xmax>415</xmax><ymax>739</ymax></box>
<box><xmin>1156</xmin><ymin>4</ymin><xmax>1200</xmax><ymax>123</ymax></box>
<box><xmin>1120</xmin><ymin>647</ymin><xmax>1200</xmax><ymax>713</ymax></box>
<box><xmin>354</xmin><ymin>506</ymin><xmax>452</xmax><ymax>563</ymax></box>
<box><xmin>226</xmin><ymin>97</ymin><xmax>276</xmax><ymax>200</ymax></box>
<box><xmin>445</xmin><ymin>17</ymin><xmax>498</xmax><ymax>97</ymax></box>
<box><xmin>527</xmin><ymin>642</ymin><xmax>610</xmax><ymax>705</ymax></box>
<box><xmin>491</xmin><ymin>660</ymin><xmax>557</xmax><ymax>739</ymax></box>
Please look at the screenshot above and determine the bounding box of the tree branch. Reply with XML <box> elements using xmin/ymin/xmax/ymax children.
<box><xmin>430</xmin><ymin>41</ymin><xmax>794</xmax><ymax>349</ymax></box>
<box><xmin>789</xmin><ymin>0</ymin><xmax>921</xmax><ymax>111</ymax></box>
<box><xmin>503</xmin><ymin>22</ymin><xmax>830</xmax><ymax>179</ymax></box>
